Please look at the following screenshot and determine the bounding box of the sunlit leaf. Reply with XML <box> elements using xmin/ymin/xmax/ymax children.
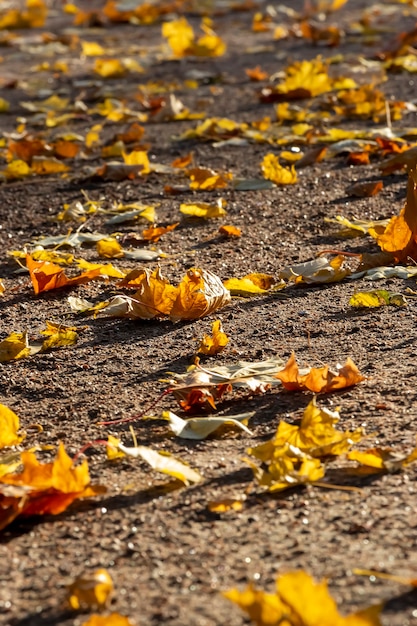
<box><xmin>349</xmin><ymin>290</ymin><xmax>407</xmax><ymax>308</ymax></box>
<box><xmin>162</xmin><ymin>17</ymin><xmax>195</xmax><ymax>57</ymax></box>
<box><xmin>81</xmin><ymin>41</ymin><xmax>105</xmax><ymax>56</ymax></box>
<box><xmin>207</xmin><ymin>497</ymin><xmax>245</xmax><ymax>513</ymax></box>
<box><xmin>31</xmin><ymin>156</ymin><xmax>70</xmax><ymax>175</ymax></box>
<box><xmin>68</xmin><ymin>569</ymin><xmax>113</xmax><ymax>610</ymax></box>
<box><xmin>188</xmin><ymin>167</ymin><xmax>232</xmax><ymax>190</ymax></box>
<box><xmin>276</xmin><ymin>352</ymin><xmax>365</xmax><ymax>393</ymax></box>
<box><xmin>93</xmin><ymin>59</ymin><xmax>126</xmax><ymax>78</ymax></box>
<box><xmin>347</xmin><ymin>444</ymin><xmax>417</xmax><ymax>473</ymax></box>
<box><xmin>180</xmin><ymin>199</ymin><xmax>227</xmax><ymax>219</ymax></box>
<box><xmin>197</xmin><ymin>320</ymin><xmax>229</xmax><ymax>355</ymax></box>
<box><xmin>142</xmin><ymin>222</ymin><xmax>179</xmax><ymax>242</ymax></box>
<box><xmin>261</xmin><ymin>154</ymin><xmax>297</xmax><ymax>185</ymax></box>
<box><xmin>109</xmin><ymin>439</ymin><xmax>202</xmax><ymax>485</ymax></box>
<box><xmin>161</xmin><ymin>410</ymin><xmax>253</xmax><ymax>440</ymax></box>
<box><xmin>369</xmin><ymin>167</ymin><xmax>417</xmax><ymax>262</ymax></box>
<box><xmin>0</xmin><ymin>405</ymin><xmax>24</xmax><ymax>448</ymax></box>
<box><xmin>26</xmin><ymin>254</ymin><xmax>103</xmax><ymax>294</ymax></box>
<box><xmin>40</xmin><ymin>321</ymin><xmax>79</xmax><ymax>351</ymax></box>
<box><xmin>81</xmin><ymin>613</ymin><xmax>134</xmax><ymax>626</ymax></box>
<box><xmin>223</xmin><ymin>273</ymin><xmax>277</xmax><ymax>297</ymax></box>
<box><xmin>279</xmin><ymin>256</ymin><xmax>351</xmax><ymax>284</ymax></box>
<box><xmin>0</xmin><ymin>443</ymin><xmax>105</xmax><ymax>530</ymax></box>
<box><xmin>169</xmin><ymin>268</ymin><xmax>231</xmax><ymax>322</ymax></box>
<box><xmin>0</xmin><ymin>0</ymin><xmax>47</xmax><ymax>30</ymax></box>
<box><xmin>96</xmin><ymin>238</ymin><xmax>124</xmax><ymax>259</ymax></box>
<box><xmin>218</xmin><ymin>225</ymin><xmax>241</xmax><ymax>238</ymax></box>
<box><xmin>0</xmin><ymin>332</ymin><xmax>31</xmax><ymax>363</ymax></box>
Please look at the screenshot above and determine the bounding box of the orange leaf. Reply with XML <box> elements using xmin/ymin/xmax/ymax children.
<box><xmin>370</xmin><ymin>167</ymin><xmax>417</xmax><ymax>262</ymax></box>
<box><xmin>346</xmin><ymin>181</ymin><xmax>383</xmax><ymax>197</ymax></box>
<box><xmin>26</xmin><ymin>254</ymin><xmax>102</xmax><ymax>294</ymax></box>
<box><xmin>0</xmin><ymin>443</ymin><xmax>104</xmax><ymax>529</ymax></box>
<box><xmin>245</xmin><ymin>66</ymin><xmax>269</xmax><ymax>81</ymax></box>
<box><xmin>142</xmin><ymin>222</ymin><xmax>179</xmax><ymax>243</ymax></box>
<box><xmin>219</xmin><ymin>225</ymin><xmax>242</xmax><ymax>238</ymax></box>
<box><xmin>276</xmin><ymin>352</ymin><xmax>365</xmax><ymax>393</ymax></box>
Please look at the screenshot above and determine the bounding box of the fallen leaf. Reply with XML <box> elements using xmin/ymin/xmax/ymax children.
<box><xmin>218</xmin><ymin>225</ymin><xmax>241</xmax><ymax>238</ymax></box>
<box><xmin>225</xmin><ymin>570</ymin><xmax>382</xmax><ymax>626</ymax></box>
<box><xmin>0</xmin><ymin>405</ymin><xmax>24</xmax><ymax>448</ymax></box>
<box><xmin>81</xmin><ymin>614</ymin><xmax>134</xmax><ymax>626</ymax></box>
<box><xmin>187</xmin><ymin>167</ymin><xmax>232</xmax><ymax>190</ymax></box>
<box><xmin>346</xmin><ymin>181</ymin><xmax>383</xmax><ymax>197</ymax></box>
<box><xmin>0</xmin><ymin>332</ymin><xmax>32</xmax><ymax>362</ymax></box>
<box><xmin>223</xmin><ymin>273</ymin><xmax>277</xmax><ymax>297</ymax></box>
<box><xmin>207</xmin><ymin>497</ymin><xmax>245</xmax><ymax>512</ymax></box>
<box><xmin>26</xmin><ymin>254</ymin><xmax>103</xmax><ymax>294</ymax></box>
<box><xmin>169</xmin><ymin>268</ymin><xmax>231</xmax><ymax>322</ymax></box>
<box><xmin>68</xmin><ymin>569</ymin><xmax>113</xmax><ymax>610</ymax></box>
<box><xmin>349</xmin><ymin>290</ymin><xmax>407</xmax><ymax>308</ymax></box>
<box><xmin>109</xmin><ymin>439</ymin><xmax>202</xmax><ymax>485</ymax></box>
<box><xmin>261</xmin><ymin>153</ymin><xmax>297</xmax><ymax>185</ymax></box>
<box><xmin>96</xmin><ymin>238</ymin><xmax>124</xmax><ymax>259</ymax></box>
<box><xmin>180</xmin><ymin>199</ymin><xmax>227</xmax><ymax>219</ymax></box>
<box><xmin>279</xmin><ymin>256</ymin><xmax>351</xmax><ymax>284</ymax></box>
<box><xmin>276</xmin><ymin>352</ymin><xmax>365</xmax><ymax>393</ymax></box>
<box><xmin>161</xmin><ymin>410</ymin><xmax>253</xmax><ymax>440</ymax></box>
<box><xmin>250</xmin><ymin>397</ymin><xmax>362</xmax><ymax>460</ymax></box>
<box><xmin>142</xmin><ymin>222</ymin><xmax>179</xmax><ymax>242</ymax></box>
<box><xmin>369</xmin><ymin>167</ymin><xmax>417</xmax><ymax>262</ymax></box>
<box><xmin>347</xmin><ymin>445</ymin><xmax>417</xmax><ymax>473</ymax></box>
<box><xmin>0</xmin><ymin>443</ymin><xmax>105</xmax><ymax>530</ymax></box>
<box><xmin>197</xmin><ymin>320</ymin><xmax>229</xmax><ymax>355</ymax></box>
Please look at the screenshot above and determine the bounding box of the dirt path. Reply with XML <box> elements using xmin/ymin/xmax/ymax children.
<box><xmin>1</xmin><ymin>1</ymin><xmax>417</xmax><ymax>625</ymax></box>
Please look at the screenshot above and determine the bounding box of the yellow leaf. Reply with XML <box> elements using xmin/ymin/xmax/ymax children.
<box><xmin>0</xmin><ymin>405</ymin><xmax>24</xmax><ymax>448</ymax></box>
<box><xmin>81</xmin><ymin>614</ymin><xmax>134</xmax><ymax>626</ymax></box>
<box><xmin>261</xmin><ymin>154</ymin><xmax>297</xmax><ymax>185</ymax></box>
<box><xmin>0</xmin><ymin>332</ymin><xmax>31</xmax><ymax>363</ymax></box>
<box><xmin>0</xmin><ymin>97</ymin><xmax>10</xmax><ymax>112</ymax></box>
<box><xmin>224</xmin><ymin>583</ymin><xmax>285</xmax><ymax>624</ymax></box>
<box><xmin>180</xmin><ymin>199</ymin><xmax>227</xmax><ymax>219</ymax></box>
<box><xmin>81</xmin><ymin>41</ymin><xmax>105</xmax><ymax>56</ymax></box>
<box><xmin>116</xmin><ymin>442</ymin><xmax>202</xmax><ymax>485</ymax></box>
<box><xmin>93</xmin><ymin>59</ymin><xmax>126</xmax><ymax>78</ymax></box>
<box><xmin>207</xmin><ymin>497</ymin><xmax>245</xmax><ymax>513</ymax></box>
<box><xmin>3</xmin><ymin>159</ymin><xmax>32</xmax><ymax>180</ymax></box>
<box><xmin>197</xmin><ymin>320</ymin><xmax>229</xmax><ymax>355</ymax></box>
<box><xmin>188</xmin><ymin>167</ymin><xmax>232</xmax><ymax>190</ymax></box>
<box><xmin>349</xmin><ymin>290</ymin><xmax>407</xmax><ymax>308</ymax></box>
<box><xmin>68</xmin><ymin>569</ymin><xmax>113</xmax><ymax>610</ymax></box>
<box><xmin>223</xmin><ymin>274</ymin><xmax>275</xmax><ymax>297</ymax></box>
<box><xmin>40</xmin><ymin>321</ymin><xmax>78</xmax><ymax>351</ymax></box>
<box><xmin>162</xmin><ymin>17</ymin><xmax>195</xmax><ymax>58</ymax></box>
<box><xmin>0</xmin><ymin>0</ymin><xmax>47</xmax><ymax>30</ymax></box>
<box><xmin>96</xmin><ymin>238</ymin><xmax>124</xmax><ymax>259</ymax></box>
<box><xmin>0</xmin><ymin>279</ymin><xmax>4</xmax><ymax>296</ymax></box>
<box><xmin>31</xmin><ymin>156</ymin><xmax>70</xmax><ymax>175</ymax></box>
<box><xmin>85</xmin><ymin>124</ymin><xmax>102</xmax><ymax>149</ymax></box>
<box><xmin>76</xmin><ymin>259</ymin><xmax>126</xmax><ymax>279</ymax></box>
<box><xmin>122</xmin><ymin>149</ymin><xmax>151</xmax><ymax>174</ymax></box>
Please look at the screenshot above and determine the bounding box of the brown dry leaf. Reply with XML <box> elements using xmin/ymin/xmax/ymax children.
<box><xmin>347</xmin><ymin>152</ymin><xmax>370</xmax><ymax>166</ymax></box>
<box><xmin>379</xmin><ymin>146</ymin><xmax>417</xmax><ymax>175</ymax></box>
<box><xmin>68</xmin><ymin>569</ymin><xmax>113</xmax><ymax>610</ymax></box>
<box><xmin>346</xmin><ymin>181</ymin><xmax>383</xmax><ymax>197</ymax></box>
<box><xmin>0</xmin><ymin>443</ymin><xmax>105</xmax><ymax>530</ymax></box>
<box><xmin>369</xmin><ymin>168</ymin><xmax>417</xmax><ymax>262</ymax></box>
<box><xmin>197</xmin><ymin>320</ymin><xmax>229</xmax><ymax>356</ymax></box>
<box><xmin>276</xmin><ymin>352</ymin><xmax>365</xmax><ymax>393</ymax></box>
<box><xmin>170</xmin><ymin>268</ymin><xmax>231</xmax><ymax>322</ymax></box>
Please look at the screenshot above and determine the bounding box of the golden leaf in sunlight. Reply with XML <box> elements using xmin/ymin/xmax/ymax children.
<box><xmin>0</xmin><ymin>332</ymin><xmax>31</xmax><ymax>363</ymax></box>
<box><xmin>276</xmin><ymin>352</ymin><xmax>365</xmax><ymax>393</ymax></box>
<box><xmin>246</xmin><ymin>442</ymin><xmax>325</xmax><ymax>492</ymax></box>
<box><xmin>142</xmin><ymin>222</ymin><xmax>179</xmax><ymax>242</ymax></box>
<box><xmin>81</xmin><ymin>613</ymin><xmax>134</xmax><ymax>626</ymax></box>
<box><xmin>261</xmin><ymin>154</ymin><xmax>297</xmax><ymax>185</ymax></box>
<box><xmin>188</xmin><ymin>167</ymin><xmax>233</xmax><ymax>190</ymax></box>
<box><xmin>0</xmin><ymin>279</ymin><xmax>4</xmax><ymax>296</ymax></box>
<box><xmin>81</xmin><ymin>41</ymin><xmax>105</xmax><ymax>56</ymax></box>
<box><xmin>108</xmin><ymin>439</ymin><xmax>202</xmax><ymax>485</ymax></box>
<box><xmin>197</xmin><ymin>320</ymin><xmax>229</xmax><ymax>356</ymax></box>
<box><xmin>251</xmin><ymin>398</ymin><xmax>362</xmax><ymax>461</ymax></box>
<box><xmin>347</xmin><ymin>444</ymin><xmax>417</xmax><ymax>473</ymax></box>
<box><xmin>40</xmin><ymin>321</ymin><xmax>79</xmax><ymax>351</ymax></box>
<box><xmin>279</xmin><ymin>256</ymin><xmax>351</xmax><ymax>284</ymax></box>
<box><xmin>162</xmin><ymin>17</ymin><xmax>195</xmax><ymax>57</ymax></box>
<box><xmin>169</xmin><ymin>268</ymin><xmax>231</xmax><ymax>322</ymax></box>
<box><xmin>180</xmin><ymin>199</ymin><xmax>227</xmax><ymax>219</ymax></box>
<box><xmin>0</xmin><ymin>443</ymin><xmax>105</xmax><ymax>530</ymax></box>
<box><xmin>76</xmin><ymin>260</ymin><xmax>125</xmax><ymax>279</ymax></box>
<box><xmin>96</xmin><ymin>238</ymin><xmax>124</xmax><ymax>259</ymax></box>
<box><xmin>207</xmin><ymin>497</ymin><xmax>245</xmax><ymax>513</ymax></box>
<box><xmin>68</xmin><ymin>569</ymin><xmax>113</xmax><ymax>610</ymax></box>
<box><xmin>93</xmin><ymin>59</ymin><xmax>126</xmax><ymax>78</ymax></box>
<box><xmin>0</xmin><ymin>0</ymin><xmax>47</xmax><ymax>30</ymax></box>
<box><xmin>223</xmin><ymin>273</ymin><xmax>276</xmax><ymax>297</ymax></box>
<box><xmin>193</xmin><ymin>18</ymin><xmax>226</xmax><ymax>58</ymax></box>
<box><xmin>26</xmin><ymin>254</ymin><xmax>103</xmax><ymax>294</ymax></box>
<box><xmin>161</xmin><ymin>410</ymin><xmax>252</xmax><ymax>440</ymax></box>
<box><xmin>3</xmin><ymin>159</ymin><xmax>32</xmax><ymax>180</ymax></box>
<box><xmin>118</xmin><ymin>267</ymin><xmax>179</xmax><ymax>318</ymax></box>
<box><xmin>349</xmin><ymin>290</ymin><xmax>407</xmax><ymax>308</ymax></box>
<box><xmin>0</xmin><ymin>405</ymin><xmax>24</xmax><ymax>448</ymax></box>
<box><xmin>122</xmin><ymin>149</ymin><xmax>151</xmax><ymax>174</ymax></box>
<box><xmin>369</xmin><ymin>167</ymin><xmax>417</xmax><ymax>262</ymax></box>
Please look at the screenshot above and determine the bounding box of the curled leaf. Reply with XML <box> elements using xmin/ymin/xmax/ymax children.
<box><xmin>68</xmin><ymin>569</ymin><xmax>113</xmax><ymax>610</ymax></box>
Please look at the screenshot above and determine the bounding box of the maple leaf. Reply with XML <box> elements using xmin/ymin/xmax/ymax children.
<box><xmin>68</xmin><ymin>569</ymin><xmax>113</xmax><ymax>610</ymax></box>
<box><xmin>169</xmin><ymin>268</ymin><xmax>231</xmax><ymax>322</ymax></box>
<box><xmin>250</xmin><ymin>398</ymin><xmax>362</xmax><ymax>460</ymax></box>
<box><xmin>0</xmin><ymin>443</ymin><xmax>104</xmax><ymax>530</ymax></box>
<box><xmin>225</xmin><ymin>570</ymin><xmax>382</xmax><ymax>626</ymax></box>
<box><xmin>369</xmin><ymin>167</ymin><xmax>417</xmax><ymax>262</ymax></box>
<box><xmin>276</xmin><ymin>352</ymin><xmax>365</xmax><ymax>393</ymax></box>
<box><xmin>26</xmin><ymin>254</ymin><xmax>98</xmax><ymax>294</ymax></box>
<box><xmin>0</xmin><ymin>405</ymin><xmax>24</xmax><ymax>448</ymax></box>
<box><xmin>197</xmin><ymin>320</ymin><xmax>229</xmax><ymax>356</ymax></box>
